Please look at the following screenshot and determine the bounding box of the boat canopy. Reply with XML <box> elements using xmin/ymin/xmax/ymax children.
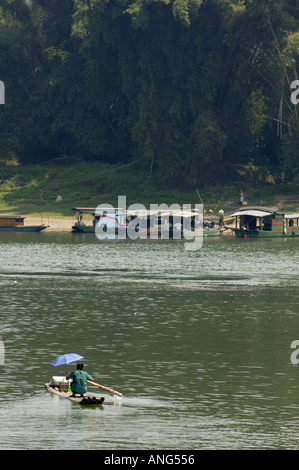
<box><xmin>284</xmin><ymin>213</ymin><xmax>299</xmax><ymax>219</ymax></box>
<box><xmin>231</xmin><ymin>209</ymin><xmax>273</xmax><ymax>218</ymax></box>
<box><xmin>0</xmin><ymin>215</ymin><xmax>25</xmax><ymax>219</ymax></box>
<box><xmin>126</xmin><ymin>209</ymin><xmax>197</xmax><ymax>218</ymax></box>
<box><xmin>72</xmin><ymin>207</ymin><xmax>96</xmax><ymax>213</ymax></box>
<box><xmin>231</xmin><ymin>206</ymin><xmax>277</xmax><ymax>218</ymax></box>
<box><xmin>72</xmin><ymin>207</ymin><xmax>125</xmax><ymax>214</ymax></box>
<box><xmin>72</xmin><ymin>207</ymin><xmax>204</xmax><ymax>218</ymax></box>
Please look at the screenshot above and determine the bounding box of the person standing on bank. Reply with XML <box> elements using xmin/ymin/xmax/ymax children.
<box><xmin>66</xmin><ymin>363</ymin><xmax>94</xmax><ymax>398</ymax></box>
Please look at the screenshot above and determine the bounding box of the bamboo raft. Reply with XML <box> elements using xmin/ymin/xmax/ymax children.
<box><xmin>45</xmin><ymin>383</ymin><xmax>105</xmax><ymax>406</ymax></box>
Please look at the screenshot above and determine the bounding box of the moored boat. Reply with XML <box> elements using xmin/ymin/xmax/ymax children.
<box><xmin>45</xmin><ymin>382</ymin><xmax>105</xmax><ymax>406</ymax></box>
<box><xmin>72</xmin><ymin>207</ymin><xmax>100</xmax><ymax>233</ymax></box>
<box><xmin>71</xmin><ymin>206</ymin><xmax>203</xmax><ymax>239</ymax></box>
<box><xmin>231</xmin><ymin>206</ymin><xmax>299</xmax><ymax>238</ymax></box>
<box><xmin>183</xmin><ymin>214</ymin><xmax>222</xmax><ymax>238</ymax></box>
<box><xmin>0</xmin><ymin>215</ymin><xmax>48</xmax><ymax>232</ymax></box>
<box><xmin>71</xmin><ymin>207</ymin><xmax>127</xmax><ymax>235</ymax></box>
<box><xmin>183</xmin><ymin>228</ymin><xmax>220</xmax><ymax>239</ymax></box>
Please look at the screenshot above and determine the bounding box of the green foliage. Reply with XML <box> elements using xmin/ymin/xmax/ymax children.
<box><xmin>1</xmin><ymin>0</ymin><xmax>299</xmax><ymax>182</ymax></box>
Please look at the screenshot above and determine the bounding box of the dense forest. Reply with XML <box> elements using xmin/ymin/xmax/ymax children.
<box><xmin>1</xmin><ymin>0</ymin><xmax>299</xmax><ymax>184</ymax></box>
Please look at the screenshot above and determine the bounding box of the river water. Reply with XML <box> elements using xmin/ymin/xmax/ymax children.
<box><xmin>1</xmin><ymin>231</ymin><xmax>299</xmax><ymax>449</ymax></box>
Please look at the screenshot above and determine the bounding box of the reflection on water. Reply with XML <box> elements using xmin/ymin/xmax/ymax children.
<box><xmin>1</xmin><ymin>233</ymin><xmax>299</xmax><ymax>448</ymax></box>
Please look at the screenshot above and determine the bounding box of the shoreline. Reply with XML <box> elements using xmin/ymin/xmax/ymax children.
<box><xmin>12</xmin><ymin>199</ymin><xmax>299</xmax><ymax>233</ymax></box>
<box><xmin>25</xmin><ymin>217</ymin><xmax>75</xmax><ymax>232</ymax></box>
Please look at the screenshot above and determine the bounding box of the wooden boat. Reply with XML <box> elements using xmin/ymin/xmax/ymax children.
<box><xmin>45</xmin><ymin>382</ymin><xmax>105</xmax><ymax>406</ymax></box>
<box><xmin>71</xmin><ymin>207</ymin><xmax>186</xmax><ymax>239</ymax></box>
<box><xmin>183</xmin><ymin>228</ymin><xmax>220</xmax><ymax>239</ymax></box>
<box><xmin>71</xmin><ymin>206</ymin><xmax>223</xmax><ymax>239</ymax></box>
<box><xmin>184</xmin><ymin>218</ymin><xmax>221</xmax><ymax>238</ymax></box>
<box><xmin>72</xmin><ymin>207</ymin><xmax>102</xmax><ymax>233</ymax></box>
<box><xmin>72</xmin><ymin>207</ymin><xmax>127</xmax><ymax>235</ymax></box>
<box><xmin>183</xmin><ymin>214</ymin><xmax>222</xmax><ymax>239</ymax></box>
<box><xmin>71</xmin><ymin>207</ymin><xmax>166</xmax><ymax>237</ymax></box>
<box><xmin>0</xmin><ymin>215</ymin><xmax>48</xmax><ymax>232</ymax></box>
<box><xmin>231</xmin><ymin>206</ymin><xmax>299</xmax><ymax>238</ymax></box>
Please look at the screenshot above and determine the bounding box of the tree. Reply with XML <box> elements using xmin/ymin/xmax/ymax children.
<box><xmin>1</xmin><ymin>0</ymin><xmax>299</xmax><ymax>183</ymax></box>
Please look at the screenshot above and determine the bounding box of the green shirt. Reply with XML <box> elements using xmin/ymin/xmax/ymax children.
<box><xmin>69</xmin><ymin>370</ymin><xmax>92</xmax><ymax>394</ymax></box>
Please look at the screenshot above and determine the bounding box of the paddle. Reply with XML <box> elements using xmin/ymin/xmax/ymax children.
<box><xmin>87</xmin><ymin>380</ymin><xmax>122</xmax><ymax>397</ymax></box>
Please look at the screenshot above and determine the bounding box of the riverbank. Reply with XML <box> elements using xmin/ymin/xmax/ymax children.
<box><xmin>6</xmin><ymin>199</ymin><xmax>299</xmax><ymax>234</ymax></box>
<box><xmin>0</xmin><ymin>163</ymin><xmax>299</xmax><ymax>226</ymax></box>
<box><xmin>26</xmin><ymin>216</ymin><xmax>74</xmax><ymax>232</ymax></box>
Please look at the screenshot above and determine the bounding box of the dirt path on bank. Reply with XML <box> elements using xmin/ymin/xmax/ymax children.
<box><xmin>25</xmin><ymin>217</ymin><xmax>75</xmax><ymax>232</ymax></box>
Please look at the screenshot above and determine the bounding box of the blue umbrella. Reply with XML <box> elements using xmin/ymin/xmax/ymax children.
<box><xmin>50</xmin><ymin>353</ymin><xmax>84</xmax><ymax>367</ymax></box>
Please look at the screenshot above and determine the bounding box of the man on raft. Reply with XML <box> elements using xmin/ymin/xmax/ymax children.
<box><xmin>66</xmin><ymin>363</ymin><xmax>94</xmax><ymax>398</ymax></box>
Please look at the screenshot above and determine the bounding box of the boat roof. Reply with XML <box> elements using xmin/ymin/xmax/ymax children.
<box><xmin>230</xmin><ymin>206</ymin><xmax>278</xmax><ymax>218</ymax></box>
<box><xmin>203</xmin><ymin>215</ymin><xmax>219</xmax><ymax>220</ymax></box>
<box><xmin>72</xmin><ymin>207</ymin><xmax>204</xmax><ymax>218</ymax></box>
<box><xmin>72</xmin><ymin>207</ymin><xmax>125</xmax><ymax>213</ymax></box>
<box><xmin>126</xmin><ymin>209</ymin><xmax>204</xmax><ymax>218</ymax></box>
<box><xmin>284</xmin><ymin>213</ymin><xmax>299</xmax><ymax>219</ymax></box>
<box><xmin>0</xmin><ymin>215</ymin><xmax>25</xmax><ymax>219</ymax></box>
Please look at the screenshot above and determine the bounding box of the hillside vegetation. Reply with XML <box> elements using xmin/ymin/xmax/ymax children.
<box><xmin>1</xmin><ymin>1</ymin><xmax>299</xmax><ymax>186</ymax></box>
<box><xmin>0</xmin><ymin>162</ymin><xmax>297</xmax><ymax>218</ymax></box>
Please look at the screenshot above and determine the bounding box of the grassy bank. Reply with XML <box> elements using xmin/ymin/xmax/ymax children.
<box><xmin>0</xmin><ymin>162</ymin><xmax>298</xmax><ymax>218</ymax></box>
